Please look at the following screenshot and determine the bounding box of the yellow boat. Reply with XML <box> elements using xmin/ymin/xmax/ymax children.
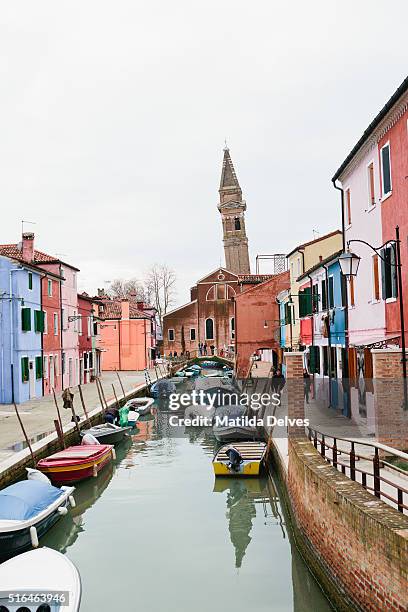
<box><xmin>212</xmin><ymin>442</ymin><xmax>267</xmax><ymax>477</ymax></box>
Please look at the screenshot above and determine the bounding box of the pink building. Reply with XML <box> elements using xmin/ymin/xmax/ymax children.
<box><xmin>97</xmin><ymin>298</ymin><xmax>155</xmax><ymax>371</ymax></box>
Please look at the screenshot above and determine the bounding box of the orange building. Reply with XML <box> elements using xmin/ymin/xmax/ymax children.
<box><xmin>97</xmin><ymin>298</ymin><xmax>155</xmax><ymax>371</ymax></box>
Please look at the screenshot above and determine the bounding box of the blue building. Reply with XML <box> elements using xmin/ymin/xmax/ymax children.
<box><xmin>0</xmin><ymin>255</ymin><xmax>44</xmax><ymax>404</ymax></box>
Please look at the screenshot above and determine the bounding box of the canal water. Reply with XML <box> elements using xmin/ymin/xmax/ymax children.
<box><xmin>42</xmin><ymin>380</ymin><xmax>332</xmax><ymax>611</ymax></box>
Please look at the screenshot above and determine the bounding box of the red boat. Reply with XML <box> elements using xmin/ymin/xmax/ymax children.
<box><xmin>37</xmin><ymin>445</ymin><xmax>115</xmax><ymax>485</ymax></box>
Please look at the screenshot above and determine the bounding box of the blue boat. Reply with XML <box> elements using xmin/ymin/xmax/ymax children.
<box><xmin>0</xmin><ymin>473</ymin><xmax>75</xmax><ymax>559</ymax></box>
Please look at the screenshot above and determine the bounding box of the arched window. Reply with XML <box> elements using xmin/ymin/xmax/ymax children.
<box><xmin>205</xmin><ymin>318</ymin><xmax>214</xmax><ymax>340</ymax></box>
<box><xmin>227</xmin><ymin>285</ymin><xmax>236</xmax><ymax>299</ymax></box>
<box><xmin>234</xmin><ymin>217</ymin><xmax>241</xmax><ymax>230</ymax></box>
<box><xmin>230</xmin><ymin>317</ymin><xmax>235</xmax><ymax>339</ymax></box>
<box><xmin>206</xmin><ymin>285</ymin><xmax>216</xmax><ymax>301</ymax></box>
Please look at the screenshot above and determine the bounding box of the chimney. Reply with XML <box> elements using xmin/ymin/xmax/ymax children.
<box><xmin>121</xmin><ymin>299</ymin><xmax>130</xmax><ymax>319</ymax></box>
<box><xmin>137</xmin><ymin>301</ymin><xmax>144</xmax><ymax>311</ymax></box>
<box><xmin>21</xmin><ymin>232</ymin><xmax>34</xmax><ymax>263</ymax></box>
<box><xmin>97</xmin><ymin>288</ymin><xmax>106</xmax><ymax>297</ymax></box>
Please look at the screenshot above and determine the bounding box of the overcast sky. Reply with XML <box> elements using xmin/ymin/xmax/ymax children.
<box><xmin>1</xmin><ymin>1</ymin><xmax>407</xmax><ymax>306</ymax></box>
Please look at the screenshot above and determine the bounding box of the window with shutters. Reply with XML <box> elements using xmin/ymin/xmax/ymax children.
<box><xmin>328</xmin><ymin>276</ymin><xmax>334</xmax><ymax>309</ymax></box>
<box><xmin>48</xmin><ymin>279</ymin><xmax>52</xmax><ymax>296</ymax></box>
<box><xmin>28</xmin><ymin>273</ymin><xmax>33</xmax><ymax>291</ymax></box>
<box><xmin>312</xmin><ymin>284</ymin><xmax>319</xmax><ymax>313</ymax></box>
<box><xmin>349</xmin><ymin>276</ymin><xmax>355</xmax><ymax>307</ymax></box>
<box><xmin>321</xmin><ymin>279</ymin><xmax>327</xmax><ymax>310</ymax></box>
<box><xmin>168</xmin><ymin>329</ymin><xmax>175</xmax><ymax>341</ymax></box>
<box><xmin>34</xmin><ymin>310</ymin><xmax>45</xmax><ymax>333</ymax></box>
<box><xmin>299</xmin><ymin>287</ymin><xmax>312</xmax><ymax>317</ymax></box>
<box><xmin>367</xmin><ymin>162</ymin><xmax>375</xmax><ymax>206</ymax></box>
<box><xmin>21</xmin><ymin>357</ymin><xmax>29</xmax><ymax>382</ymax></box>
<box><xmin>340</xmin><ymin>274</ymin><xmax>347</xmax><ymax>307</ymax></box>
<box><xmin>381</xmin><ymin>245</ymin><xmax>397</xmax><ymax>300</ymax></box>
<box><xmin>345</xmin><ymin>188</ymin><xmax>352</xmax><ymax>225</ymax></box>
<box><xmin>372</xmin><ymin>254</ymin><xmax>380</xmax><ymax>301</ymax></box>
<box><xmin>284</xmin><ymin>302</ymin><xmax>292</xmax><ymax>325</ymax></box>
<box><xmin>380</xmin><ymin>143</ymin><xmax>392</xmax><ymax>197</ymax></box>
<box><xmin>21</xmin><ymin>308</ymin><xmax>31</xmax><ymax>332</ymax></box>
<box><xmin>35</xmin><ymin>356</ymin><xmax>42</xmax><ymax>379</ymax></box>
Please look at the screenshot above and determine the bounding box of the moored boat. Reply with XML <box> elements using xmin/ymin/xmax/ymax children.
<box><xmin>37</xmin><ymin>444</ymin><xmax>114</xmax><ymax>485</ymax></box>
<box><xmin>150</xmin><ymin>379</ymin><xmax>176</xmax><ymax>398</ymax></box>
<box><xmin>212</xmin><ymin>442</ymin><xmax>267</xmax><ymax>477</ymax></box>
<box><xmin>0</xmin><ymin>473</ymin><xmax>75</xmax><ymax>559</ymax></box>
<box><xmin>124</xmin><ymin>396</ymin><xmax>155</xmax><ymax>416</ymax></box>
<box><xmin>0</xmin><ymin>547</ymin><xmax>81</xmax><ymax>611</ymax></box>
<box><xmin>80</xmin><ymin>423</ymin><xmax>132</xmax><ymax>445</ymax></box>
<box><xmin>213</xmin><ymin>405</ymin><xmax>262</xmax><ymax>442</ymax></box>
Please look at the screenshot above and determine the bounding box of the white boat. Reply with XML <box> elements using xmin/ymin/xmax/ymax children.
<box><xmin>124</xmin><ymin>397</ymin><xmax>155</xmax><ymax>416</ymax></box>
<box><xmin>0</xmin><ymin>547</ymin><xmax>81</xmax><ymax>611</ymax></box>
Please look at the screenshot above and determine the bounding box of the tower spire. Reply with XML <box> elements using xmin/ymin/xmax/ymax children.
<box><xmin>217</xmin><ymin>148</ymin><xmax>250</xmax><ymax>275</ymax></box>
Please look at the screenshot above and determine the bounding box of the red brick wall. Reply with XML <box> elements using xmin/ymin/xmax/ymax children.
<box><xmin>286</xmin><ymin>439</ymin><xmax>408</xmax><ymax>610</ymax></box>
<box><xmin>235</xmin><ymin>271</ymin><xmax>289</xmax><ymax>376</ymax></box>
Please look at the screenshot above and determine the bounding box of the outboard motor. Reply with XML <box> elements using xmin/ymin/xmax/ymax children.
<box><xmin>225</xmin><ymin>446</ymin><xmax>244</xmax><ymax>472</ymax></box>
<box><xmin>26</xmin><ymin>467</ymin><xmax>51</xmax><ymax>485</ymax></box>
<box><xmin>82</xmin><ymin>433</ymin><xmax>100</xmax><ymax>445</ymax></box>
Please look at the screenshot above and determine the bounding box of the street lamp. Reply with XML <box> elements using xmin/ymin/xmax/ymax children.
<box><xmin>338</xmin><ymin>250</ymin><xmax>361</xmax><ymax>278</ymax></box>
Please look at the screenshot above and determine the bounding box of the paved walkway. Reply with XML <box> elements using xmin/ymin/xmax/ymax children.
<box><xmin>0</xmin><ymin>369</ymin><xmax>160</xmax><ymax>463</ymax></box>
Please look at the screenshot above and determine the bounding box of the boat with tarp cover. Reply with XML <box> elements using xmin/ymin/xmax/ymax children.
<box><xmin>0</xmin><ymin>477</ymin><xmax>75</xmax><ymax>559</ymax></box>
<box><xmin>37</xmin><ymin>444</ymin><xmax>114</xmax><ymax>485</ymax></box>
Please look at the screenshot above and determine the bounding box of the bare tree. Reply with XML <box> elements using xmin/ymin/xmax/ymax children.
<box><xmin>145</xmin><ymin>264</ymin><xmax>177</xmax><ymax>326</ymax></box>
<box><xmin>106</xmin><ymin>278</ymin><xmax>146</xmax><ymax>301</ymax></box>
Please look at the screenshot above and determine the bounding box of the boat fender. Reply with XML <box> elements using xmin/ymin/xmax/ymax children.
<box><xmin>82</xmin><ymin>433</ymin><xmax>100</xmax><ymax>446</ymax></box>
<box><xmin>57</xmin><ymin>506</ymin><xmax>68</xmax><ymax>515</ymax></box>
<box><xmin>26</xmin><ymin>468</ymin><xmax>51</xmax><ymax>485</ymax></box>
<box><xmin>93</xmin><ymin>464</ymin><xmax>98</xmax><ymax>478</ymax></box>
<box><xmin>30</xmin><ymin>526</ymin><xmax>39</xmax><ymax>548</ymax></box>
<box><xmin>69</xmin><ymin>495</ymin><xmax>76</xmax><ymax>508</ymax></box>
<box><xmin>111</xmin><ymin>448</ymin><xmax>116</xmax><ymax>460</ymax></box>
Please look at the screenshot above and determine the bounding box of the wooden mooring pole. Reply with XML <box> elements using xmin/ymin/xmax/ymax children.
<box><xmin>13</xmin><ymin>403</ymin><xmax>36</xmax><ymax>466</ymax></box>
<box><xmin>52</xmin><ymin>388</ymin><xmax>65</xmax><ymax>449</ymax></box>
<box><xmin>116</xmin><ymin>372</ymin><xmax>126</xmax><ymax>398</ymax></box>
<box><xmin>112</xmin><ymin>384</ymin><xmax>120</xmax><ymax>411</ymax></box>
<box><xmin>95</xmin><ymin>378</ymin><xmax>106</xmax><ymax>416</ymax></box>
<box><xmin>78</xmin><ymin>384</ymin><xmax>92</xmax><ymax>427</ymax></box>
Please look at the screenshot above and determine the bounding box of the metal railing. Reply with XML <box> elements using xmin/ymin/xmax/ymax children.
<box><xmin>307</xmin><ymin>427</ymin><xmax>408</xmax><ymax>514</ymax></box>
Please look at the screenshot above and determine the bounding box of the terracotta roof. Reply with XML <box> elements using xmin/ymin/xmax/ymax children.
<box><xmin>286</xmin><ymin>230</ymin><xmax>342</xmax><ymax>258</ymax></box>
<box><xmin>0</xmin><ymin>244</ymin><xmax>80</xmax><ymax>271</ymax></box>
<box><xmin>238</xmin><ymin>274</ymin><xmax>275</xmax><ymax>285</ymax></box>
<box><xmin>98</xmin><ymin>299</ymin><xmax>152</xmax><ymax>320</ymax></box>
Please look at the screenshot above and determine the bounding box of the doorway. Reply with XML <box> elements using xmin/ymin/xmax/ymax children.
<box><xmin>29</xmin><ymin>360</ymin><xmax>36</xmax><ymax>399</ymax></box>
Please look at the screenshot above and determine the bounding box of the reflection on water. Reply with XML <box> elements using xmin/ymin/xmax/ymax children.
<box><xmin>39</xmin><ymin>386</ymin><xmax>331</xmax><ymax>612</ymax></box>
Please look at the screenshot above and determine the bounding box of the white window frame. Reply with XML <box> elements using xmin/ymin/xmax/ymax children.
<box><xmin>47</xmin><ymin>279</ymin><xmax>52</xmax><ymax>297</ymax></box>
<box><xmin>380</xmin><ymin>141</ymin><xmax>392</xmax><ymax>199</ymax></box>
<box><xmin>54</xmin><ymin>313</ymin><xmax>58</xmax><ymax>335</ymax></box>
<box><xmin>371</xmin><ymin>253</ymin><xmax>380</xmax><ymax>302</ymax></box>
<box><xmin>43</xmin><ymin>356</ymin><xmax>49</xmax><ymax>379</ymax></box>
<box><xmin>168</xmin><ymin>328</ymin><xmax>175</xmax><ymax>342</ymax></box>
<box><xmin>44</xmin><ymin>311</ymin><xmax>48</xmax><ymax>335</ymax></box>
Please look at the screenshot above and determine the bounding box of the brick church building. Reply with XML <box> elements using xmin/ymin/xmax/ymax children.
<box><xmin>162</xmin><ymin>147</ymin><xmax>288</xmax><ymax>361</ymax></box>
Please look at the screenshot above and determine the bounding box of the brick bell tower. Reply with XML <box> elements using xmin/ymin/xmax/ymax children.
<box><xmin>218</xmin><ymin>147</ymin><xmax>251</xmax><ymax>275</ymax></box>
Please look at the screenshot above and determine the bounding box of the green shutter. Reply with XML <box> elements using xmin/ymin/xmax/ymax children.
<box><xmin>34</xmin><ymin>310</ymin><xmax>45</xmax><ymax>333</ymax></box>
<box><xmin>304</xmin><ymin>286</ymin><xmax>312</xmax><ymax>315</ymax></box>
<box><xmin>321</xmin><ymin>279</ymin><xmax>327</xmax><ymax>310</ymax></box>
<box><xmin>328</xmin><ymin>277</ymin><xmax>334</xmax><ymax>308</ymax></box>
<box><xmin>35</xmin><ymin>356</ymin><xmax>42</xmax><ymax>379</ymax></box>
<box><xmin>21</xmin><ymin>357</ymin><xmax>29</xmax><ymax>382</ymax></box>
<box><xmin>21</xmin><ymin>308</ymin><xmax>31</xmax><ymax>331</ymax></box>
